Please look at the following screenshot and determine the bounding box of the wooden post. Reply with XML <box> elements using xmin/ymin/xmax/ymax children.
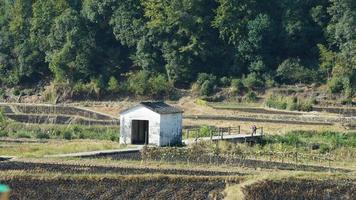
<box><xmin>186</xmin><ymin>129</ymin><xmax>190</xmax><ymax>139</ymax></box>
<box><xmin>228</xmin><ymin>127</ymin><xmax>231</xmax><ymax>135</ymax></box>
<box><xmin>221</xmin><ymin>128</ymin><xmax>223</xmax><ymax>139</ymax></box>
<box><xmin>261</xmin><ymin>127</ymin><xmax>264</xmax><ymax>136</ymax></box>
<box><xmin>210</xmin><ymin>129</ymin><xmax>213</xmax><ymax>141</ymax></box>
<box><xmin>238</xmin><ymin>126</ymin><xmax>240</xmax><ymax>135</ymax></box>
<box><xmin>195</xmin><ymin>128</ymin><xmax>198</xmax><ymax>144</ymax></box>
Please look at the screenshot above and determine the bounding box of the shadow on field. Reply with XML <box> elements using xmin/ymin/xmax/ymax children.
<box><xmin>1</xmin><ymin>176</ymin><xmax>230</xmax><ymax>200</ymax></box>
<box><xmin>0</xmin><ymin>161</ymin><xmax>241</xmax><ymax>176</ymax></box>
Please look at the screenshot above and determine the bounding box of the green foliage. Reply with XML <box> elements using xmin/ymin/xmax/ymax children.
<box><xmin>36</xmin><ymin>132</ymin><xmax>50</xmax><ymax>139</ymax></box>
<box><xmin>230</xmin><ymin>79</ymin><xmax>245</xmax><ymax>93</ymax></box>
<box><xmin>265</xmin><ymin>94</ymin><xmax>313</xmax><ymax>111</ymax></box>
<box><xmin>107</xmin><ymin>76</ymin><xmax>120</xmax><ymax>94</ymax></box>
<box><xmin>265</xmin><ymin>95</ymin><xmax>288</xmax><ymax>110</ymax></box>
<box><xmin>219</xmin><ymin>76</ymin><xmax>230</xmax><ymax>87</ymax></box>
<box><xmin>63</xmin><ymin>131</ymin><xmax>73</xmax><ymax>140</ymax></box>
<box><xmin>243</xmin><ymin>91</ymin><xmax>258</xmax><ymax>103</ymax></box>
<box><xmin>148</xmin><ymin>74</ymin><xmax>174</xmax><ymax>98</ymax></box>
<box><xmin>277</xmin><ymin>59</ymin><xmax>316</xmax><ymax>84</ymax></box>
<box><xmin>16</xmin><ymin>130</ymin><xmax>32</xmax><ymax>138</ymax></box>
<box><xmin>242</xmin><ymin>73</ymin><xmax>264</xmax><ymax>91</ymax></box>
<box><xmin>127</xmin><ymin>71</ymin><xmax>173</xmax><ymax>98</ymax></box>
<box><xmin>195</xmin><ymin>73</ymin><xmax>218</xmax><ymax>96</ymax></box>
<box><xmin>0</xmin><ymin>0</ymin><xmax>354</xmax><ymax>98</ymax></box>
<box><xmin>327</xmin><ymin>77</ymin><xmax>344</xmax><ymax>93</ymax></box>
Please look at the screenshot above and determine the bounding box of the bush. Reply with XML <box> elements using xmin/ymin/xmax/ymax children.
<box><xmin>107</xmin><ymin>76</ymin><xmax>120</xmax><ymax>94</ymax></box>
<box><xmin>127</xmin><ymin>71</ymin><xmax>173</xmax><ymax>98</ymax></box>
<box><xmin>220</xmin><ymin>76</ymin><xmax>230</xmax><ymax>87</ymax></box>
<box><xmin>148</xmin><ymin>74</ymin><xmax>173</xmax><ymax>98</ymax></box>
<box><xmin>0</xmin><ymin>88</ymin><xmax>5</xmax><ymax>99</ymax></box>
<box><xmin>36</xmin><ymin>132</ymin><xmax>50</xmax><ymax>139</ymax></box>
<box><xmin>242</xmin><ymin>73</ymin><xmax>264</xmax><ymax>90</ymax></box>
<box><xmin>277</xmin><ymin>58</ymin><xmax>313</xmax><ymax>84</ymax></box>
<box><xmin>231</xmin><ymin>78</ymin><xmax>245</xmax><ymax>93</ymax></box>
<box><xmin>63</xmin><ymin>131</ymin><xmax>73</xmax><ymax>140</ymax></box>
<box><xmin>13</xmin><ymin>88</ymin><xmax>21</xmax><ymax>96</ymax></box>
<box><xmin>195</xmin><ymin>73</ymin><xmax>218</xmax><ymax>96</ymax></box>
<box><xmin>243</xmin><ymin>91</ymin><xmax>258</xmax><ymax>102</ymax></box>
<box><xmin>73</xmin><ymin>78</ymin><xmax>105</xmax><ymax>98</ymax></box>
<box><xmin>327</xmin><ymin>77</ymin><xmax>344</xmax><ymax>94</ymax></box>
<box><xmin>199</xmin><ymin>80</ymin><xmax>215</xmax><ymax>96</ymax></box>
<box><xmin>265</xmin><ymin>95</ymin><xmax>313</xmax><ymax>111</ymax></box>
<box><xmin>0</xmin><ymin>130</ymin><xmax>8</xmax><ymax>137</ymax></box>
<box><xmin>16</xmin><ymin>131</ymin><xmax>32</xmax><ymax>138</ymax></box>
<box><xmin>265</xmin><ymin>95</ymin><xmax>288</xmax><ymax>109</ymax></box>
<box><xmin>196</xmin><ymin>73</ymin><xmax>217</xmax><ymax>86</ymax></box>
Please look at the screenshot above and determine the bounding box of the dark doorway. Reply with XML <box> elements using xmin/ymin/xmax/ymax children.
<box><xmin>131</xmin><ymin>120</ymin><xmax>149</xmax><ymax>144</ymax></box>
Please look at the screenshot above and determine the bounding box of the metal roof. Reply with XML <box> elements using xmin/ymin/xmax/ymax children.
<box><xmin>139</xmin><ymin>102</ymin><xmax>183</xmax><ymax>114</ymax></box>
<box><xmin>120</xmin><ymin>102</ymin><xmax>183</xmax><ymax>115</ymax></box>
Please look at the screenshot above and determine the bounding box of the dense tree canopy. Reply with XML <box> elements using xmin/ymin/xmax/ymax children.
<box><xmin>0</xmin><ymin>0</ymin><xmax>355</xmax><ymax>97</ymax></box>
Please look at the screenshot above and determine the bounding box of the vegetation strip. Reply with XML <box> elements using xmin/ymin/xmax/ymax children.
<box><xmin>184</xmin><ymin>115</ymin><xmax>334</xmax><ymax>125</ymax></box>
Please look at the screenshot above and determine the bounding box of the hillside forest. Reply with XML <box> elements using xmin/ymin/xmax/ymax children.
<box><xmin>0</xmin><ymin>0</ymin><xmax>355</xmax><ymax>100</ymax></box>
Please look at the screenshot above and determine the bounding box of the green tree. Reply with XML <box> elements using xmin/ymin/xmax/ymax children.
<box><xmin>326</xmin><ymin>0</ymin><xmax>356</xmax><ymax>96</ymax></box>
<box><xmin>46</xmin><ymin>8</ymin><xmax>95</xmax><ymax>83</ymax></box>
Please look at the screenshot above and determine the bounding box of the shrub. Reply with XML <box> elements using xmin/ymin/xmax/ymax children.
<box><xmin>16</xmin><ymin>131</ymin><xmax>32</xmax><ymax>138</ymax></box>
<box><xmin>107</xmin><ymin>76</ymin><xmax>120</xmax><ymax>94</ymax></box>
<box><xmin>242</xmin><ymin>73</ymin><xmax>264</xmax><ymax>90</ymax></box>
<box><xmin>265</xmin><ymin>95</ymin><xmax>313</xmax><ymax>111</ymax></box>
<box><xmin>199</xmin><ymin>126</ymin><xmax>213</xmax><ymax>137</ymax></box>
<box><xmin>127</xmin><ymin>71</ymin><xmax>173</xmax><ymax>98</ymax></box>
<box><xmin>36</xmin><ymin>132</ymin><xmax>50</xmax><ymax>139</ymax></box>
<box><xmin>127</xmin><ymin>71</ymin><xmax>150</xmax><ymax>96</ymax></box>
<box><xmin>196</xmin><ymin>73</ymin><xmax>217</xmax><ymax>86</ymax></box>
<box><xmin>0</xmin><ymin>131</ymin><xmax>8</xmax><ymax>137</ymax></box>
<box><xmin>219</xmin><ymin>76</ymin><xmax>230</xmax><ymax>87</ymax></box>
<box><xmin>200</xmin><ymin>80</ymin><xmax>215</xmax><ymax>96</ymax></box>
<box><xmin>265</xmin><ymin>95</ymin><xmax>288</xmax><ymax>109</ymax></box>
<box><xmin>195</xmin><ymin>73</ymin><xmax>218</xmax><ymax>96</ymax></box>
<box><xmin>148</xmin><ymin>74</ymin><xmax>173</xmax><ymax>98</ymax></box>
<box><xmin>0</xmin><ymin>88</ymin><xmax>5</xmax><ymax>99</ymax></box>
<box><xmin>243</xmin><ymin>91</ymin><xmax>258</xmax><ymax>102</ymax></box>
<box><xmin>0</xmin><ymin>110</ymin><xmax>6</xmax><ymax>127</ymax></box>
<box><xmin>277</xmin><ymin>58</ymin><xmax>312</xmax><ymax>84</ymax></box>
<box><xmin>63</xmin><ymin>131</ymin><xmax>73</xmax><ymax>140</ymax></box>
<box><xmin>13</xmin><ymin>88</ymin><xmax>21</xmax><ymax>96</ymax></box>
<box><xmin>231</xmin><ymin>78</ymin><xmax>245</xmax><ymax>92</ymax></box>
<box><xmin>327</xmin><ymin>77</ymin><xmax>344</xmax><ymax>94</ymax></box>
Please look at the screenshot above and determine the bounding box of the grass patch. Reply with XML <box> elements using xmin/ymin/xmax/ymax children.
<box><xmin>1</xmin><ymin>122</ymin><xmax>119</xmax><ymax>141</ymax></box>
<box><xmin>265</xmin><ymin>94</ymin><xmax>314</xmax><ymax>111</ymax></box>
<box><xmin>0</xmin><ymin>140</ymin><xmax>123</xmax><ymax>158</ymax></box>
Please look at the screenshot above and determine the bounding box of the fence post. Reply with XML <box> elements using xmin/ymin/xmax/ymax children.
<box><xmin>238</xmin><ymin>126</ymin><xmax>240</xmax><ymax>135</ymax></box>
<box><xmin>228</xmin><ymin>127</ymin><xmax>231</xmax><ymax>135</ymax></box>
<box><xmin>261</xmin><ymin>127</ymin><xmax>264</xmax><ymax>136</ymax></box>
<box><xmin>210</xmin><ymin>129</ymin><xmax>213</xmax><ymax>141</ymax></box>
<box><xmin>186</xmin><ymin>129</ymin><xmax>190</xmax><ymax>139</ymax></box>
<box><xmin>221</xmin><ymin>129</ymin><xmax>223</xmax><ymax>139</ymax></box>
<box><xmin>195</xmin><ymin>129</ymin><xmax>198</xmax><ymax>144</ymax></box>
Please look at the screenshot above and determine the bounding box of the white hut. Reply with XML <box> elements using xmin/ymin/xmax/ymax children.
<box><xmin>119</xmin><ymin>102</ymin><xmax>183</xmax><ymax>146</ymax></box>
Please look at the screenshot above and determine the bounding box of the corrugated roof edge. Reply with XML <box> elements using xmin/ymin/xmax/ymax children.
<box><xmin>119</xmin><ymin>102</ymin><xmax>183</xmax><ymax>115</ymax></box>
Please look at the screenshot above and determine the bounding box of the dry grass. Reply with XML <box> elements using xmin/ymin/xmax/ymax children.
<box><xmin>224</xmin><ymin>172</ymin><xmax>355</xmax><ymax>200</ymax></box>
<box><xmin>183</xmin><ymin>119</ymin><xmax>344</xmax><ymax>135</ymax></box>
<box><xmin>0</xmin><ymin>140</ymin><xmax>124</xmax><ymax>158</ymax></box>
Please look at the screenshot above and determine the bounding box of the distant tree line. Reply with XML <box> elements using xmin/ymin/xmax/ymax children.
<box><xmin>0</xmin><ymin>0</ymin><xmax>355</xmax><ymax>98</ymax></box>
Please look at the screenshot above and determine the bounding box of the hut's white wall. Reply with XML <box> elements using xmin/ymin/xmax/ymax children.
<box><xmin>159</xmin><ymin>113</ymin><xmax>183</xmax><ymax>146</ymax></box>
<box><xmin>120</xmin><ymin>106</ymin><xmax>160</xmax><ymax>145</ymax></box>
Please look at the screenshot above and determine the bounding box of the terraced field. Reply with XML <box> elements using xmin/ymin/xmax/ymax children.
<box><xmin>242</xmin><ymin>178</ymin><xmax>356</xmax><ymax>200</ymax></box>
<box><xmin>0</xmin><ymin>103</ymin><xmax>119</xmax><ymax>126</ymax></box>
<box><xmin>0</xmin><ymin>159</ymin><xmax>242</xmax><ymax>200</ymax></box>
<box><xmin>1</xmin><ymin>175</ymin><xmax>231</xmax><ymax>200</ymax></box>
